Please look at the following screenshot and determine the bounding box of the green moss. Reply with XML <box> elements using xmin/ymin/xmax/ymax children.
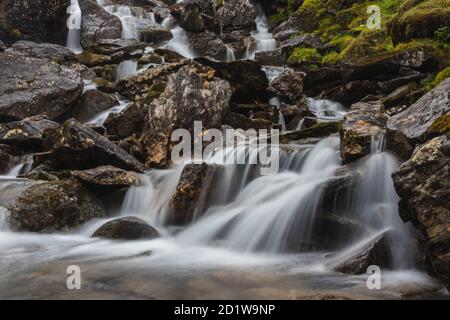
<box><xmin>269</xmin><ymin>10</ymin><xmax>288</xmax><ymax>24</ymax></box>
<box><xmin>322</xmin><ymin>51</ymin><xmax>340</xmax><ymax>65</ymax></box>
<box><xmin>434</xmin><ymin>27</ymin><xmax>450</xmax><ymax>49</ymax></box>
<box><xmin>425</xmin><ymin>67</ymin><xmax>450</xmax><ymax>90</ymax></box>
<box><xmin>288</xmin><ymin>48</ymin><xmax>322</xmax><ymax>64</ymax></box>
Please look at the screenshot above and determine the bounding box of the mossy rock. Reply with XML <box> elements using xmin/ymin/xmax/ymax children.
<box><xmin>427</xmin><ymin>114</ymin><xmax>450</xmax><ymax>136</ymax></box>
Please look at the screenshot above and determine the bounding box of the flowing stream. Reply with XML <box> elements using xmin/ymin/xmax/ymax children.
<box><xmin>0</xmin><ymin>0</ymin><xmax>443</xmax><ymax>299</ymax></box>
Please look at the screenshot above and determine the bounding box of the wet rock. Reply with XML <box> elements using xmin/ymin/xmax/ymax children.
<box><xmin>280</xmin><ymin>34</ymin><xmax>328</xmax><ymax>56</ymax></box>
<box><xmin>220</xmin><ymin>30</ymin><xmax>255</xmax><ymax>60</ymax></box>
<box><xmin>324</xmin><ymin>80</ymin><xmax>382</xmax><ymax>107</ymax></box>
<box><xmin>72</xmin><ymin>90</ymin><xmax>118</xmax><ymax>123</ymax></box>
<box><xmin>188</xmin><ymin>31</ymin><xmax>228</xmax><ymax>61</ymax></box>
<box><xmin>141</xmin><ymin>26</ymin><xmax>173</xmax><ymax>44</ymax></box>
<box><xmin>387</xmin><ymin>77</ymin><xmax>450</xmax><ymax>160</ymax></box>
<box><xmin>141</xmin><ymin>64</ymin><xmax>233</xmax><ymax>167</ymax></box>
<box><xmin>280</xmin><ymin>121</ymin><xmax>341</xmax><ymax>144</ymax></box>
<box><xmin>170</xmin><ymin>0</ymin><xmax>214</xmax><ymax>32</ymax></box>
<box><xmin>392</xmin><ymin>135</ymin><xmax>450</xmax><ymax>290</ymax></box>
<box><xmin>10</xmin><ymin>180</ymin><xmax>105</xmax><ymax>233</ymax></box>
<box><xmin>223</xmin><ymin>112</ymin><xmax>275</xmax><ymax>130</ymax></box>
<box><xmin>0</xmin><ymin>116</ymin><xmax>59</xmax><ymax>150</ymax></box>
<box><xmin>76</xmin><ymin>51</ymin><xmax>112</xmax><ymax>67</ymax></box>
<box><xmin>0</xmin><ymin>41</ymin><xmax>6</xmax><ymax>51</ymax></box>
<box><xmin>216</xmin><ymin>0</ymin><xmax>257</xmax><ymax>32</ymax></box>
<box><xmin>195</xmin><ymin>58</ymin><xmax>269</xmax><ymax>103</ymax></box>
<box><xmin>0</xmin><ymin>0</ymin><xmax>67</xmax><ymax>45</ymax></box>
<box><xmin>43</xmin><ymin>119</ymin><xmax>145</xmax><ymax>172</ymax></box>
<box><xmin>93</xmin><ymin>216</ymin><xmax>159</xmax><ymax>240</ymax></box>
<box><xmin>273</xmin><ymin>16</ymin><xmax>302</xmax><ymax>41</ymax></box>
<box><xmin>79</xmin><ymin>0</ymin><xmax>122</xmax><ymax>48</ymax></box>
<box><xmin>332</xmin><ymin>233</ymin><xmax>392</xmax><ymax>274</ymax></box>
<box><xmin>104</xmin><ymin>102</ymin><xmax>147</xmax><ymax>139</ymax></box>
<box><xmin>86</xmin><ymin>39</ymin><xmax>147</xmax><ymax>63</ymax></box>
<box><xmin>382</xmin><ymin>82</ymin><xmax>418</xmax><ymax>108</ymax></box>
<box><xmin>255</xmin><ymin>49</ymin><xmax>286</xmax><ymax>66</ymax></box>
<box><xmin>0</xmin><ymin>144</ymin><xmax>21</xmax><ymax>173</ymax></box>
<box><xmin>340</xmin><ymin>101</ymin><xmax>388</xmax><ymax>163</ymax></box>
<box><xmin>168</xmin><ymin>163</ymin><xmax>218</xmax><ymax>225</ymax></box>
<box><xmin>71</xmin><ymin>165</ymin><xmax>139</xmax><ymax>190</ymax></box>
<box><xmin>0</xmin><ymin>51</ymin><xmax>84</xmax><ymax>121</ymax></box>
<box><xmin>269</xmin><ymin>68</ymin><xmax>305</xmax><ymax>103</ymax></box>
<box><xmin>5</xmin><ymin>41</ymin><xmax>77</xmax><ymax>64</ymax></box>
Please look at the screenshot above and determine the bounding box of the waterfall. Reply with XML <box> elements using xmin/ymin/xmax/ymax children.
<box><xmin>248</xmin><ymin>2</ymin><xmax>277</xmax><ymax>59</ymax></box>
<box><xmin>162</xmin><ymin>16</ymin><xmax>195</xmax><ymax>59</ymax></box>
<box><xmin>307</xmin><ymin>98</ymin><xmax>346</xmax><ymax>121</ymax></box>
<box><xmin>66</xmin><ymin>0</ymin><xmax>83</xmax><ymax>53</ymax></box>
<box><xmin>177</xmin><ymin>137</ymin><xmax>341</xmax><ymax>253</ymax></box>
<box><xmin>0</xmin><ymin>207</ymin><xmax>10</xmax><ymax>231</ymax></box>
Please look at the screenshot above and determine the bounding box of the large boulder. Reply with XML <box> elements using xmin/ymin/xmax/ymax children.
<box><xmin>141</xmin><ymin>64</ymin><xmax>233</xmax><ymax>167</ymax></box>
<box><xmin>387</xmin><ymin>77</ymin><xmax>450</xmax><ymax>160</ymax></box>
<box><xmin>269</xmin><ymin>68</ymin><xmax>305</xmax><ymax>103</ymax></box>
<box><xmin>340</xmin><ymin>101</ymin><xmax>388</xmax><ymax>163</ymax></box>
<box><xmin>168</xmin><ymin>163</ymin><xmax>218</xmax><ymax>225</ymax></box>
<box><xmin>93</xmin><ymin>216</ymin><xmax>159</xmax><ymax>240</ymax></box>
<box><xmin>216</xmin><ymin>0</ymin><xmax>257</xmax><ymax>32</ymax></box>
<box><xmin>170</xmin><ymin>0</ymin><xmax>214</xmax><ymax>33</ymax></box>
<box><xmin>78</xmin><ymin>0</ymin><xmax>123</xmax><ymax>48</ymax></box>
<box><xmin>9</xmin><ymin>180</ymin><xmax>105</xmax><ymax>233</ymax></box>
<box><xmin>0</xmin><ymin>51</ymin><xmax>84</xmax><ymax>122</ymax></box>
<box><xmin>188</xmin><ymin>31</ymin><xmax>228</xmax><ymax>61</ymax></box>
<box><xmin>104</xmin><ymin>102</ymin><xmax>147</xmax><ymax>139</ymax></box>
<box><xmin>0</xmin><ymin>0</ymin><xmax>67</xmax><ymax>45</ymax></box>
<box><xmin>0</xmin><ymin>116</ymin><xmax>60</xmax><ymax>150</ymax></box>
<box><xmin>5</xmin><ymin>41</ymin><xmax>77</xmax><ymax>64</ymax></box>
<box><xmin>392</xmin><ymin>135</ymin><xmax>450</xmax><ymax>290</ymax></box>
<box><xmin>72</xmin><ymin>89</ymin><xmax>118</xmax><ymax>123</ymax></box>
<box><xmin>42</xmin><ymin>119</ymin><xmax>145</xmax><ymax>172</ymax></box>
<box><xmin>194</xmin><ymin>58</ymin><xmax>269</xmax><ymax>103</ymax></box>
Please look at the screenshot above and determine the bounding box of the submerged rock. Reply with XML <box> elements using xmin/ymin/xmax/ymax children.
<box><xmin>10</xmin><ymin>180</ymin><xmax>105</xmax><ymax>233</ymax></box>
<box><xmin>392</xmin><ymin>135</ymin><xmax>450</xmax><ymax>290</ymax></box>
<box><xmin>42</xmin><ymin>119</ymin><xmax>145</xmax><ymax>172</ymax></box>
<box><xmin>332</xmin><ymin>233</ymin><xmax>392</xmax><ymax>275</ymax></box>
<box><xmin>93</xmin><ymin>217</ymin><xmax>159</xmax><ymax>240</ymax></box>
<box><xmin>340</xmin><ymin>101</ymin><xmax>388</xmax><ymax>163</ymax></box>
<box><xmin>387</xmin><ymin>77</ymin><xmax>450</xmax><ymax>160</ymax></box>
<box><xmin>168</xmin><ymin>163</ymin><xmax>218</xmax><ymax>226</ymax></box>
<box><xmin>0</xmin><ymin>51</ymin><xmax>84</xmax><ymax>121</ymax></box>
<box><xmin>0</xmin><ymin>115</ymin><xmax>60</xmax><ymax>150</ymax></box>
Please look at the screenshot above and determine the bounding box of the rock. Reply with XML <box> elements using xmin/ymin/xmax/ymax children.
<box><xmin>382</xmin><ymin>82</ymin><xmax>418</xmax><ymax>108</ymax></box>
<box><xmin>0</xmin><ymin>144</ymin><xmax>21</xmax><ymax>173</ymax></box>
<box><xmin>255</xmin><ymin>49</ymin><xmax>286</xmax><ymax>66</ymax></box>
<box><xmin>195</xmin><ymin>58</ymin><xmax>269</xmax><ymax>103</ymax></box>
<box><xmin>220</xmin><ymin>30</ymin><xmax>255</xmax><ymax>59</ymax></box>
<box><xmin>280</xmin><ymin>121</ymin><xmax>341</xmax><ymax>144</ymax></box>
<box><xmin>0</xmin><ymin>0</ymin><xmax>67</xmax><ymax>45</ymax></box>
<box><xmin>387</xmin><ymin>77</ymin><xmax>450</xmax><ymax>160</ymax></box>
<box><xmin>280</xmin><ymin>34</ymin><xmax>328</xmax><ymax>56</ymax></box>
<box><xmin>223</xmin><ymin>112</ymin><xmax>275</xmax><ymax>130</ymax></box>
<box><xmin>390</xmin><ymin>3</ymin><xmax>450</xmax><ymax>45</ymax></box>
<box><xmin>324</xmin><ymin>80</ymin><xmax>382</xmax><ymax>107</ymax></box>
<box><xmin>340</xmin><ymin>101</ymin><xmax>388</xmax><ymax>163</ymax></box>
<box><xmin>273</xmin><ymin>16</ymin><xmax>302</xmax><ymax>41</ymax></box>
<box><xmin>0</xmin><ymin>116</ymin><xmax>59</xmax><ymax>150</ymax></box>
<box><xmin>170</xmin><ymin>0</ymin><xmax>214</xmax><ymax>32</ymax></box>
<box><xmin>43</xmin><ymin>119</ymin><xmax>145</xmax><ymax>172</ymax></box>
<box><xmin>86</xmin><ymin>39</ymin><xmax>147</xmax><ymax>63</ymax></box>
<box><xmin>188</xmin><ymin>31</ymin><xmax>228</xmax><ymax>61</ymax></box>
<box><xmin>5</xmin><ymin>41</ymin><xmax>77</xmax><ymax>64</ymax></box>
<box><xmin>0</xmin><ymin>40</ymin><xmax>6</xmax><ymax>51</ymax></box>
<box><xmin>76</xmin><ymin>51</ymin><xmax>112</xmax><ymax>67</ymax></box>
<box><xmin>141</xmin><ymin>26</ymin><xmax>173</xmax><ymax>44</ymax></box>
<box><xmin>142</xmin><ymin>64</ymin><xmax>233</xmax><ymax>167</ymax></box>
<box><xmin>93</xmin><ymin>217</ymin><xmax>159</xmax><ymax>240</ymax></box>
<box><xmin>392</xmin><ymin>135</ymin><xmax>450</xmax><ymax>290</ymax></box>
<box><xmin>216</xmin><ymin>0</ymin><xmax>257</xmax><ymax>32</ymax></box>
<box><xmin>269</xmin><ymin>68</ymin><xmax>305</xmax><ymax>103</ymax></box>
<box><xmin>104</xmin><ymin>102</ymin><xmax>147</xmax><ymax>139</ymax></box>
<box><xmin>168</xmin><ymin>163</ymin><xmax>218</xmax><ymax>225</ymax></box>
<box><xmin>10</xmin><ymin>180</ymin><xmax>105</xmax><ymax>233</ymax></box>
<box><xmin>117</xmin><ymin>61</ymin><xmax>189</xmax><ymax>100</ymax></box>
<box><xmin>332</xmin><ymin>232</ymin><xmax>392</xmax><ymax>274</ymax></box>
<box><xmin>78</xmin><ymin>0</ymin><xmax>122</xmax><ymax>48</ymax></box>
<box><xmin>71</xmin><ymin>165</ymin><xmax>139</xmax><ymax>190</ymax></box>
<box><xmin>0</xmin><ymin>51</ymin><xmax>84</xmax><ymax>121</ymax></box>
<box><xmin>72</xmin><ymin>90</ymin><xmax>118</xmax><ymax>123</ymax></box>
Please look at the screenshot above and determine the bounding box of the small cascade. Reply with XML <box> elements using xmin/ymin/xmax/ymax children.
<box><xmin>87</xmin><ymin>98</ymin><xmax>128</xmax><ymax>126</ymax></box>
<box><xmin>177</xmin><ymin>137</ymin><xmax>341</xmax><ymax>253</ymax></box>
<box><xmin>66</xmin><ymin>0</ymin><xmax>83</xmax><ymax>54</ymax></box>
<box><xmin>116</xmin><ymin>60</ymin><xmax>139</xmax><ymax>80</ymax></box>
<box><xmin>226</xmin><ymin>45</ymin><xmax>236</xmax><ymax>62</ymax></box>
<box><xmin>162</xmin><ymin>16</ymin><xmax>195</xmax><ymax>59</ymax></box>
<box><xmin>248</xmin><ymin>2</ymin><xmax>277</xmax><ymax>59</ymax></box>
<box><xmin>307</xmin><ymin>98</ymin><xmax>346</xmax><ymax>121</ymax></box>
<box><xmin>0</xmin><ymin>207</ymin><xmax>10</xmax><ymax>231</ymax></box>
<box><xmin>102</xmin><ymin>5</ymin><xmax>140</xmax><ymax>40</ymax></box>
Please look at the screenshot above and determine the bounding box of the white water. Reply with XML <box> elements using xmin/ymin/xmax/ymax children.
<box><xmin>66</xmin><ymin>0</ymin><xmax>83</xmax><ymax>53</ymax></box>
<box><xmin>248</xmin><ymin>2</ymin><xmax>277</xmax><ymax>59</ymax></box>
<box><xmin>162</xmin><ymin>16</ymin><xmax>195</xmax><ymax>59</ymax></box>
<box><xmin>307</xmin><ymin>98</ymin><xmax>346</xmax><ymax>121</ymax></box>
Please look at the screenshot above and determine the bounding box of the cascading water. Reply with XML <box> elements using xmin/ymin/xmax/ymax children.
<box><xmin>248</xmin><ymin>1</ymin><xmax>277</xmax><ymax>59</ymax></box>
<box><xmin>66</xmin><ymin>0</ymin><xmax>83</xmax><ymax>54</ymax></box>
<box><xmin>162</xmin><ymin>16</ymin><xmax>195</xmax><ymax>59</ymax></box>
